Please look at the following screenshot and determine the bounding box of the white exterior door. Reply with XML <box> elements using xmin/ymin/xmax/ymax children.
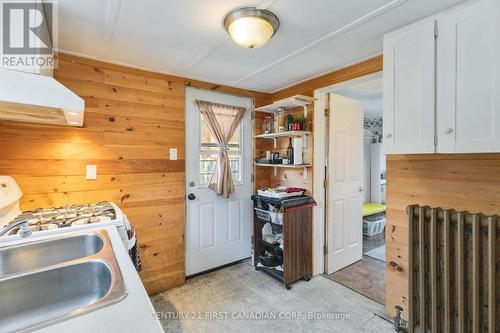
<box><xmin>383</xmin><ymin>20</ymin><xmax>436</xmax><ymax>154</ymax></box>
<box><xmin>185</xmin><ymin>87</ymin><xmax>253</xmax><ymax>276</ymax></box>
<box><xmin>327</xmin><ymin>94</ymin><xmax>364</xmax><ymax>274</ymax></box>
<box><xmin>437</xmin><ymin>0</ymin><xmax>500</xmax><ymax>153</ymax></box>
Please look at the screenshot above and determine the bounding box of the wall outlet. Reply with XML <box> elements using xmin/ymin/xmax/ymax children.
<box><xmin>86</xmin><ymin>165</ymin><xmax>97</xmax><ymax>180</ymax></box>
<box><xmin>169</xmin><ymin>148</ymin><xmax>177</xmax><ymax>161</ymax></box>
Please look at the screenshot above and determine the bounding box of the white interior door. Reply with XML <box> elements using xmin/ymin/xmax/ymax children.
<box><xmin>185</xmin><ymin>87</ymin><xmax>253</xmax><ymax>276</ymax></box>
<box><xmin>327</xmin><ymin>94</ymin><xmax>364</xmax><ymax>274</ymax></box>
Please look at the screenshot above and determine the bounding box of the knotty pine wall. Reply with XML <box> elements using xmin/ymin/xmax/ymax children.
<box><xmin>0</xmin><ymin>53</ymin><xmax>271</xmax><ymax>295</ymax></box>
<box><xmin>263</xmin><ymin>56</ymin><xmax>383</xmax><ymax>193</ymax></box>
<box><xmin>253</xmin><ymin>105</ymin><xmax>314</xmax><ymax>193</ymax></box>
<box><xmin>385</xmin><ymin>154</ymin><xmax>500</xmax><ymax>319</ymax></box>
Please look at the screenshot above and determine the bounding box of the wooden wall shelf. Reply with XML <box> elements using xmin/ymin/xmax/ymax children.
<box><xmin>255</xmin><ymin>163</ymin><xmax>311</xmax><ymax>179</ymax></box>
<box><xmin>254</xmin><ymin>95</ymin><xmax>314</xmax><ymax>114</ymax></box>
<box><xmin>252</xmin><ymin>93</ymin><xmax>314</xmax><ymax>192</ymax></box>
<box><xmin>255</xmin><ymin>163</ymin><xmax>311</xmax><ymax>168</ymax></box>
<box><xmin>254</xmin><ymin>131</ymin><xmax>311</xmax><ymax>139</ymax></box>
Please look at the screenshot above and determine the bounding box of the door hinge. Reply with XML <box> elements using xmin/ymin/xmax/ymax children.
<box><xmin>323</xmin><ymin>245</ymin><xmax>328</xmax><ymax>256</ymax></box>
<box><xmin>251</xmin><ymin>112</ymin><xmax>255</xmax><ymax>120</ymax></box>
<box><xmin>251</xmin><ymin>174</ymin><xmax>255</xmax><ymax>183</ymax></box>
<box><xmin>324</xmin><ymin>108</ymin><xmax>330</xmax><ymax>117</ymax></box>
<box><xmin>434</xmin><ymin>22</ymin><xmax>438</xmax><ymax>39</ymax></box>
<box><xmin>434</xmin><ymin>136</ymin><xmax>438</xmax><ymax>146</ymax></box>
<box><xmin>323</xmin><ymin>178</ymin><xmax>328</xmax><ymax>189</ymax></box>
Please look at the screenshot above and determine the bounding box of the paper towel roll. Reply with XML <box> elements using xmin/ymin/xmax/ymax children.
<box><xmin>293</xmin><ymin>137</ymin><xmax>303</xmax><ymax>165</ymax></box>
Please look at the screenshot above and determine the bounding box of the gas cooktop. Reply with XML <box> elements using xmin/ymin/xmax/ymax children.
<box><xmin>10</xmin><ymin>202</ymin><xmax>116</xmax><ymax>234</ymax></box>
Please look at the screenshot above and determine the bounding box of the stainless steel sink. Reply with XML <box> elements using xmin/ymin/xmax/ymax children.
<box><xmin>0</xmin><ymin>233</ymin><xmax>104</xmax><ymax>276</ymax></box>
<box><xmin>0</xmin><ymin>229</ymin><xmax>126</xmax><ymax>333</ymax></box>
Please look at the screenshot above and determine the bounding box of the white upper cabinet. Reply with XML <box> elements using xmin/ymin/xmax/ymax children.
<box><xmin>384</xmin><ymin>0</ymin><xmax>500</xmax><ymax>154</ymax></box>
<box><xmin>383</xmin><ymin>20</ymin><xmax>437</xmax><ymax>154</ymax></box>
<box><xmin>437</xmin><ymin>0</ymin><xmax>500</xmax><ymax>153</ymax></box>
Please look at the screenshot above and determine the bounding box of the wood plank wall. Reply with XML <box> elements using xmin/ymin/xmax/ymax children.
<box><xmin>0</xmin><ymin>53</ymin><xmax>271</xmax><ymax>295</ymax></box>
<box><xmin>253</xmin><ymin>106</ymin><xmax>314</xmax><ymax>193</ymax></box>
<box><xmin>272</xmin><ymin>56</ymin><xmax>383</xmax><ymax>100</ymax></box>
<box><xmin>260</xmin><ymin>55</ymin><xmax>383</xmax><ymax>193</ymax></box>
<box><xmin>253</xmin><ymin>114</ymin><xmax>274</xmax><ymax>191</ymax></box>
<box><xmin>386</xmin><ymin>154</ymin><xmax>500</xmax><ymax>319</ymax></box>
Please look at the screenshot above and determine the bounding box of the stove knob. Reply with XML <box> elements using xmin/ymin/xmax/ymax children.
<box><xmin>187</xmin><ymin>193</ymin><xmax>196</xmax><ymax>201</ymax></box>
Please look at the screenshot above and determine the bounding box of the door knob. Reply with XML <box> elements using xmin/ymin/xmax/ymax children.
<box><xmin>359</xmin><ymin>186</ymin><xmax>364</xmax><ymax>192</ymax></box>
<box><xmin>187</xmin><ymin>193</ymin><xmax>196</xmax><ymax>201</ymax></box>
<box><xmin>445</xmin><ymin>128</ymin><xmax>454</xmax><ymax>134</ymax></box>
<box><xmin>386</xmin><ymin>133</ymin><xmax>392</xmax><ymax>138</ymax></box>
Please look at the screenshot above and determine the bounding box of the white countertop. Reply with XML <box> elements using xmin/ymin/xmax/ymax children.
<box><xmin>2</xmin><ymin>226</ymin><xmax>164</xmax><ymax>333</ymax></box>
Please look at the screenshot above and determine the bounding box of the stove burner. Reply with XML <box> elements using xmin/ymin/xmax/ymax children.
<box><xmin>11</xmin><ymin>202</ymin><xmax>116</xmax><ymax>234</ymax></box>
<box><xmin>70</xmin><ymin>214</ymin><xmax>113</xmax><ymax>226</ymax></box>
<box><xmin>15</xmin><ymin>223</ymin><xmax>58</xmax><ymax>235</ymax></box>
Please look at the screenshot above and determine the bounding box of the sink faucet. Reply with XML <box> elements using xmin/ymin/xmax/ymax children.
<box><xmin>0</xmin><ymin>219</ymin><xmax>32</xmax><ymax>238</ymax></box>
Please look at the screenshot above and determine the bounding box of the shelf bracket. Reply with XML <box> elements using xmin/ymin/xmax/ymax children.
<box><xmin>273</xmin><ymin>166</ymin><xmax>277</xmax><ymax>176</ymax></box>
<box><xmin>303</xmin><ymin>134</ymin><xmax>308</xmax><ymax>149</ymax></box>
<box><xmin>273</xmin><ymin>137</ymin><xmax>277</xmax><ymax>149</ymax></box>
<box><xmin>303</xmin><ymin>105</ymin><xmax>308</xmax><ymax>118</ymax></box>
<box><xmin>303</xmin><ymin>167</ymin><xmax>308</xmax><ymax>180</ymax></box>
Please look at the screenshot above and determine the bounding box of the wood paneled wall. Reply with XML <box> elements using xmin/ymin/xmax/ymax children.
<box><xmin>255</xmin><ymin>56</ymin><xmax>383</xmax><ymax>194</ymax></box>
<box><xmin>272</xmin><ymin>55</ymin><xmax>382</xmax><ymax>100</ymax></box>
<box><xmin>253</xmin><ymin>105</ymin><xmax>314</xmax><ymax>193</ymax></box>
<box><xmin>264</xmin><ymin>56</ymin><xmax>382</xmax><ymax>199</ymax></box>
<box><xmin>385</xmin><ymin>154</ymin><xmax>500</xmax><ymax>319</ymax></box>
<box><xmin>0</xmin><ymin>53</ymin><xmax>271</xmax><ymax>295</ymax></box>
<box><xmin>253</xmin><ymin>114</ymin><xmax>275</xmax><ymax>191</ymax></box>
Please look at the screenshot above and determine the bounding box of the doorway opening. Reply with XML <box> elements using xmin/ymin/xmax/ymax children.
<box><xmin>318</xmin><ymin>73</ymin><xmax>387</xmax><ymax>305</ymax></box>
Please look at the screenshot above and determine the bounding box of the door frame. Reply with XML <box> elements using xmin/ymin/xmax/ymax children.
<box><xmin>312</xmin><ymin>71</ymin><xmax>382</xmax><ymax>275</ymax></box>
<box><xmin>184</xmin><ymin>86</ymin><xmax>254</xmax><ymax>276</ymax></box>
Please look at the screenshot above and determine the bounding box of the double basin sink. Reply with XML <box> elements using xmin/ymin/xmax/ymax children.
<box><xmin>0</xmin><ymin>229</ymin><xmax>127</xmax><ymax>332</ymax></box>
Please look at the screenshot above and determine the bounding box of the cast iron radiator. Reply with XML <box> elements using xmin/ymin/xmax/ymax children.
<box><xmin>407</xmin><ymin>205</ymin><xmax>499</xmax><ymax>333</ymax></box>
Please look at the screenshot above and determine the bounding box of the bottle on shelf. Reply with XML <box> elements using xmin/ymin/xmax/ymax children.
<box><xmin>287</xmin><ymin>114</ymin><xmax>294</xmax><ymax>131</ymax></box>
<box><xmin>286</xmin><ymin>137</ymin><xmax>294</xmax><ymax>164</ymax></box>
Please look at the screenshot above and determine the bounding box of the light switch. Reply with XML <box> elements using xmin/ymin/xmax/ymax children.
<box><xmin>169</xmin><ymin>148</ymin><xmax>177</xmax><ymax>161</ymax></box>
<box><xmin>86</xmin><ymin>165</ymin><xmax>97</xmax><ymax>180</ymax></box>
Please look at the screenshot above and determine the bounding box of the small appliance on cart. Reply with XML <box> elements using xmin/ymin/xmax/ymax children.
<box><xmin>252</xmin><ymin>186</ymin><xmax>316</xmax><ymax>290</ymax></box>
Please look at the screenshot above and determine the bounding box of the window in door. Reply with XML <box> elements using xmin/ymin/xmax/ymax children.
<box><xmin>199</xmin><ymin>118</ymin><xmax>243</xmax><ymax>188</ymax></box>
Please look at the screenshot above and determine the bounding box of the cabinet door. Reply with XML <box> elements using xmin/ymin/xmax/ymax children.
<box><xmin>383</xmin><ymin>21</ymin><xmax>436</xmax><ymax>154</ymax></box>
<box><xmin>437</xmin><ymin>0</ymin><xmax>500</xmax><ymax>153</ymax></box>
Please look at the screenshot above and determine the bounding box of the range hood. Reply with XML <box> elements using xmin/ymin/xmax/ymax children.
<box><xmin>0</xmin><ymin>68</ymin><xmax>85</xmax><ymax>127</ymax></box>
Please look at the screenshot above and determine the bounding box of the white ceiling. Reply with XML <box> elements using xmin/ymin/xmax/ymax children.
<box><xmin>56</xmin><ymin>0</ymin><xmax>467</xmax><ymax>93</ymax></box>
<box><xmin>331</xmin><ymin>73</ymin><xmax>383</xmax><ymax>119</ymax></box>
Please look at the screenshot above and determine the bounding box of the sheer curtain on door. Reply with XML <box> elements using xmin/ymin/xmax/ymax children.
<box><xmin>195</xmin><ymin>100</ymin><xmax>246</xmax><ymax>198</ymax></box>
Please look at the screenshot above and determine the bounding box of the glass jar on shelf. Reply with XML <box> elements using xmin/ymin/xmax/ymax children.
<box><xmin>276</xmin><ymin>107</ymin><xmax>286</xmax><ymax>132</ymax></box>
<box><xmin>262</xmin><ymin>115</ymin><xmax>274</xmax><ymax>134</ymax></box>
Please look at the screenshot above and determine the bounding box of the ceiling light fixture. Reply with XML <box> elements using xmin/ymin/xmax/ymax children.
<box><xmin>224</xmin><ymin>7</ymin><xmax>279</xmax><ymax>49</ymax></box>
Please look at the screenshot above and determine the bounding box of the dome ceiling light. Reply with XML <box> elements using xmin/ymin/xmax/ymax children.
<box><xmin>224</xmin><ymin>7</ymin><xmax>279</xmax><ymax>49</ymax></box>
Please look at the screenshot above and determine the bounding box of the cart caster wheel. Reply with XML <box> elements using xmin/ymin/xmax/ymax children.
<box><xmin>304</xmin><ymin>275</ymin><xmax>311</xmax><ymax>282</ymax></box>
<box><xmin>285</xmin><ymin>284</ymin><xmax>292</xmax><ymax>290</ymax></box>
